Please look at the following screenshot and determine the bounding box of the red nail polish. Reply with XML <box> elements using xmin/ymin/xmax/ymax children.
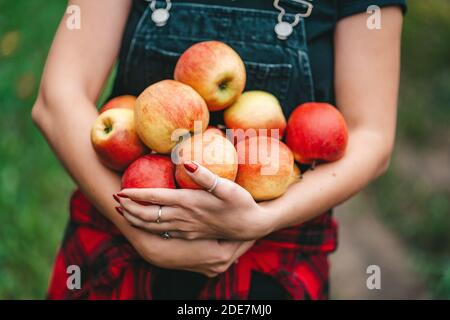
<box><xmin>184</xmin><ymin>161</ymin><xmax>198</xmax><ymax>173</ymax></box>
<box><xmin>113</xmin><ymin>194</ymin><xmax>120</xmax><ymax>204</ymax></box>
<box><xmin>115</xmin><ymin>207</ymin><xmax>124</xmax><ymax>216</ymax></box>
<box><xmin>117</xmin><ymin>193</ymin><xmax>129</xmax><ymax>198</ymax></box>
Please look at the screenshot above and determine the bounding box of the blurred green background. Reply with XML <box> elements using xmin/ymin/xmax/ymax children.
<box><xmin>0</xmin><ymin>1</ymin><xmax>449</xmax><ymax>299</ymax></box>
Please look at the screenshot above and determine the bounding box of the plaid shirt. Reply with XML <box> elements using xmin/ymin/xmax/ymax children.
<box><xmin>47</xmin><ymin>190</ymin><xmax>337</xmax><ymax>300</ymax></box>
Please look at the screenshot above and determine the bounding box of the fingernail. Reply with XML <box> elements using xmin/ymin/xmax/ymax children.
<box><xmin>113</xmin><ymin>194</ymin><xmax>120</xmax><ymax>204</ymax></box>
<box><xmin>117</xmin><ymin>193</ymin><xmax>129</xmax><ymax>198</ymax></box>
<box><xmin>115</xmin><ymin>206</ymin><xmax>124</xmax><ymax>216</ymax></box>
<box><xmin>184</xmin><ymin>161</ymin><xmax>198</xmax><ymax>173</ymax></box>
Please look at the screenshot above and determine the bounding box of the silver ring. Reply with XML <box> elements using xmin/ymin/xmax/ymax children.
<box><xmin>155</xmin><ymin>206</ymin><xmax>162</xmax><ymax>224</ymax></box>
<box><xmin>161</xmin><ymin>231</ymin><xmax>171</xmax><ymax>240</ymax></box>
<box><xmin>207</xmin><ymin>175</ymin><xmax>219</xmax><ymax>193</ymax></box>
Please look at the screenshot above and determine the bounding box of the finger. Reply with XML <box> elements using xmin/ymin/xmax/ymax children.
<box><xmin>167</xmin><ymin>231</ymin><xmax>217</xmax><ymax>240</ymax></box>
<box><xmin>122</xmin><ymin>211</ymin><xmax>175</xmax><ymax>233</ymax></box>
<box><xmin>122</xmin><ymin>211</ymin><xmax>147</xmax><ymax>228</ymax></box>
<box><xmin>118</xmin><ymin>188</ymin><xmax>188</xmax><ymax>206</ymax></box>
<box><xmin>184</xmin><ymin>268</ymin><xmax>219</xmax><ymax>278</ymax></box>
<box><xmin>119</xmin><ymin>198</ymin><xmax>179</xmax><ymax>222</ymax></box>
<box><xmin>218</xmin><ymin>240</ymin><xmax>241</xmax><ymax>254</ymax></box>
<box><xmin>182</xmin><ymin>161</ymin><xmax>233</xmax><ymax>200</ymax></box>
<box><xmin>167</xmin><ymin>231</ymin><xmax>196</xmax><ymax>240</ymax></box>
<box><xmin>230</xmin><ymin>240</ymin><xmax>254</xmax><ymax>262</ymax></box>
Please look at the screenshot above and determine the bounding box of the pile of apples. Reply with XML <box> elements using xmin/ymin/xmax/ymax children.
<box><xmin>91</xmin><ymin>41</ymin><xmax>348</xmax><ymax>201</ymax></box>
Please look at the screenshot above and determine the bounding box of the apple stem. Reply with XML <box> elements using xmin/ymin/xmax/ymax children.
<box><xmin>104</xmin><ymin>124</ymin><xmax>113</xmax><ymax>134</ymax></box>
<box><xmin>310</xmin><ymin>160</ymin><xmax>317</xmax><ymax>171</ymax></box>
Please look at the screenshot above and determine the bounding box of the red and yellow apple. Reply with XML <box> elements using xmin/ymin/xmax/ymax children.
<box><xmin>235</xmin><ymin>136</ymin><xmax>294</xmax><ymax>201</ymax></box>
<box><xmin>286</xmin><ymin>102</ymin><xmax>348</xmax><ymax>164</ymax></box>
<box><xmin>175</xmin><ymin>132</ymin><xmax>238</xmax><ymax>189</ymax></box>
<box><xmin>135</xmin><ymin>80</ymin><xmax>209</xmax><ymax>154</ymax></box>
<box><xmin>122</xmin><ymin>154</ymin><xmax>176</xmax><ymax>189</ymax></box>
<box><xmin>99</xmin><ymin>95</ymin><xmax>136</xmax><ymax>114</ymax></box>
<box><xmin>91</xmin><ymin>108</ymin><xmax>147</xmax><ymax>171</ymax></box>
<box><xmin>224</xmin><ymin>91</ymin><xmax>287</xmax><ymax>139</ymax></box>
<box><xmin>174</xmin><ymin>41</ymin><xmax>246</xmax><ymax>112</ymax></box>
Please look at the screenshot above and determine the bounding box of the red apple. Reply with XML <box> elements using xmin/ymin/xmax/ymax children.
<box><xmin>174</xmin><ymin>41</ymin><xmax>246</xmax><ymax>112</ymax></box>
<box><xmin>91</xmin><ymin>108</ymin><xmax>147</xmax><ymax>171</ymax></box>
<box><xmin>135</xmin><ymin>80</ymin><xmax>209</xmax><ymax>154</ymax></box>
<box><xmin>175</xmin><ymin>132</ymin><xmax>238</xmax><ymax>189</ymax></box>
<box><xmin>224</xmin><ymin>91</ymin><xmax>286</xmax><ymax>139</ymax></box>
<box><xmin>235</xmin><ymin>136</ymin><xmax>294</xmax><ymax>201</ymax></box>
<box><xmin>286</xmin><ymin>102</ymin><xmax>348</xmax><ymax>164</ymax></box>
<box><xmin>99</xmin><ymin>95</ymin><xmax>136</xmax><ymax>114</ymax></box>
<box><xmin>122</xmin><ymin>154</ymin><xmax>176</xmax><ymax>189</ymax></box>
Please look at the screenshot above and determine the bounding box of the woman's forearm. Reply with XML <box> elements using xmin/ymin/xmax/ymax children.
<box><xmin>264</xmin><ymin>128</ymin><xmax>392</xmax><ymax>232</ymax></box>
<box><xmin>265</xmin><ymin>8</ymin><xmax>403</xmax><ymax>233</ymax></box>
<box><xmin>31</xmin><ymin>94</ymin><xmax>135</xmax><ymax>234</ymax></box>
<box><xmin>30</xmin><ymin>0</ymin><xmax>143</xmax><ymax>240</ymax></box>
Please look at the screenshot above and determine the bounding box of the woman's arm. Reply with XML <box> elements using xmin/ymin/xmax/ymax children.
<box><xmin>32</xmin><ymin>0</ymin><xmax>130</xmax><ymax>229</ymax></box>
<box><xmin>117</xmin><ymin>7</ymin><xmax>403</xmax><ymax>241</ymax></box>
<box><xmin>32</xmin><ymin>0</ymin><xmax>249</xmax><ymax>276</ymax></box>
<box><xmin>265</xmin><ymin>6</ymin><xmax>403</xmax><ymax>231</ymax></box>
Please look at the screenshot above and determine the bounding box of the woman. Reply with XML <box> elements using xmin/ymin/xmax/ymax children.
<box><xmin>32</xmin><ymin>0</ymin><xmax>406</xmax><ymax>299</ymax></box>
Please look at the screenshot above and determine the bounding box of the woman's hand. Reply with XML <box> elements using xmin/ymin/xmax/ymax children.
<box><xmin>128</xmin><ymin>227</ymin><xmax>255</xmax><ymax>277</ymax></box>
<box><xmin>116</xmin><ymin>161</ymin><xmax>273</xmax><ymax>241</ymax></box>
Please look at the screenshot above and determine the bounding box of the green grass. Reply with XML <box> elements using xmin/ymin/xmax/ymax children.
<box><xmin>398</xmin><ymin>0</ymin><xmax>450</xmax><ymax>143</ymax></box>
<box><xmin>0</xmin><ymin>0</ymin><xmax>449</xmax><ymax>299</ymax></box>
<box><xmin>369</xmin><ymin>0</ymin><xmax>450</xmax><ymax>298</ymax></box>
<box><xmin>369</xmin><ymin>170</ymin><xmax>450</xmax><ymax>298</ymax></box>
<box><xmin>0</xmin><ymin>0</ymin><xmax>72</xmax><ymax>298</ymax></box>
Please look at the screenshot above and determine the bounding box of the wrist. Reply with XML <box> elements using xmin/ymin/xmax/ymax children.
<box><xmin>126</xmin><ymin>229</ymin><xmax>178</xmax><ymax>267</ymax></box>
<box><xmin>252</xmin><ymin>203</ymin><xmax>277</xmax><ymax>238</ymax></box>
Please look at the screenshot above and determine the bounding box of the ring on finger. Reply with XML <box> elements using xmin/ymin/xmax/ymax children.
<box><xmin>155</xmin><ymin>206</ymin><xmax>162</xmax><ymax>224</ymax></box>
<box><xmin>161</xmin><ymin>231</ymin><xmax>171</xmax><ymax>240</ymax></box>
<box><xmin>207</xmin><ymin>175</ymin><xmax>219</xmax><ymax>193</ymax></box>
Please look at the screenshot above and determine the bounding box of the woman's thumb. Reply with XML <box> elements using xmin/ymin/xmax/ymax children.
<box><xmin>183</xmin><ymin>161</ymin><xmax>217</xmax><ymax>189</ymax></box>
